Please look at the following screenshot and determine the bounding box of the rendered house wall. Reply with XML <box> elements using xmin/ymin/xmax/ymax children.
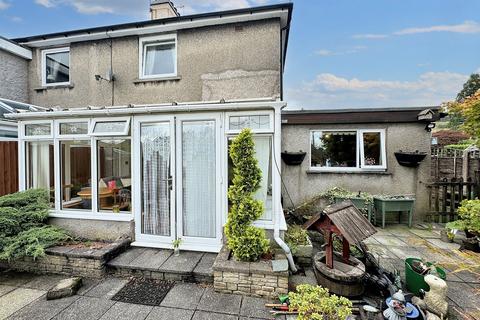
<box><xmin>0</xmin><ymin>50</ymin><xmax>28</xmax><ymax>102</ymax></box>
<box><xmin>281</xmin><ymin>122</ymin><xmax>432</xmax><ymax>221</ymax></box>
<box><xmin>27</xmin><ymin>19</ymin><xmax>281</xmax><ymax>108</ymax></box>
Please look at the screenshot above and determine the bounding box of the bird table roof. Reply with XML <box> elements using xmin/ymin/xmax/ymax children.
<box><xmin>303</xmin><ymin>200</ymin><xmax>377</xmax><ymax>245</ymax></box>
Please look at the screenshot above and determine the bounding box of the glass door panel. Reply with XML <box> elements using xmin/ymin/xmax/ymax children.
<box><xmin>140</xmin><ymin>122</ymin><xmax>172</xmax><ymax>237</ymax></box>
<box><xmin>181</xmin><ymin>120</ymin><xmax>216</xmax><ymax>238</ymax></box>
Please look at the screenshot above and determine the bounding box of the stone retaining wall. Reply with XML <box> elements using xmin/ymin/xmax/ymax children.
<box><xmin>0</xmin><ymin>240</ymin><xmax>129</xmax><ymax>278</ymax></box>
<box><xmin>213</xmin><ymin>247</ymin><xmax>289</xmax><ymax>298</ymax></box>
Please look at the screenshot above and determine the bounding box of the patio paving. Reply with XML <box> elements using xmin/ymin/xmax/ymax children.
<box><xmin>0</xmin><ymin>224</ymin><xmax>479</xmax><ymax>319</ymax></box>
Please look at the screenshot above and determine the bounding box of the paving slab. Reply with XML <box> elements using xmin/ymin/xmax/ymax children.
<box><xmin>193</xmin><ymin>253</ymin><xmax>217</xmax><ymax>276</ymax></box>
<box><xmin>447</xmin><ymin>281</ymin><xmax>480</xmax><ymax>309</ymax></box>
<box><xmin>373</xmin><ymin>235</ymin><xmax>409</xmax><ymax>247</ymax></box>
<box><xmin>0</xmin><ymin>272</ymin><xmax>38</xmax><ymax>286</ymax></box>
<box><xmin>77</xmin><ymin>278</ymin><xmax>102</xmax><ymax>296</ymax></box>
<box><xmin>99</xmin><ymin>302</ymin><xmax>153</xmax><ymax>320</ymax></box>
<box><xmin>83</xmin><ymin>277</ymin><xmax>128</xmax><ymax>299</ymax></box>
<box><xmin>408</xmin><ymin>228</ymin><xmax>441</xmax><ymax>239</ymax></box>
<box><xmin>451</xmin><ymin>269</ymin><xmax>480</xmax><ymax>284</ymax></box>
<box><xmin>0</xmin><ymin>285</ymin><xmax>15</xmax><ymax>298</ymax></box>
<box><xmin>192</xmin><ymin>310</ymin><xmax>238</xmax><ymax>320</ymax></box>
<box><xmin>240</xmin><ymin>296</ymin><xmax>272</xmax><ymax>319</ymax></box>
<box><xmin>7</xmin><ymin>294</ymin><xmax>79</xmax><ymax>320</ymax></box>
<box><xmin>426</xmin><ymin>238</ymin><xmax>461</xmax><ymax>250</ymax></box>
<box><xmin>128</xmin><ymin>249</ymin><xmax>172</xmax><ymax>270</ymax></box>
<box><xmin>107</xmin><ymin>247</ymin><xmax>147</xmax><ymax>267</ymax></box>
<box><xmin>22</xmin><ymin>274</ymin><xmax>69</xmax><ymax>291</ymax></box>
<box><xmin>146</xmin><ymin>306</ymin><xmax>194</xmax><ymax>320</ymax></box>
<box><xmin>160</xmin><ymin>282</ymin><xmax>205</xmax><ymax>309</ymax></box>
<box><xmin>52</xmin><ymin>296</ymin><xmax>115</xmax><ymax>320</ymax></box>
<box><xmin>159</xmin><ymin>251</ymin><xmax>204</xmax><ymax>273</ymax></box>
<box><xmin>197</xmin><ymin>288</ymin><xmax>242</xmax><ymax>315</ymax></box>
<box><xmin>0</xmin><ymin>288</ymin><xmax>45</xmax><ymax>319</ymax></box>
<box><xmin>387</xmin><ymin>246</ymin><xmax>423</xmax><ymax>260</ymax></box>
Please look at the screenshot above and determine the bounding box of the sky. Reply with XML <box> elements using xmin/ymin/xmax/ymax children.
<box><xmin>1</xmin><ymin>0</ymin><xmax>479</xmax><ymax>109</ymax></box>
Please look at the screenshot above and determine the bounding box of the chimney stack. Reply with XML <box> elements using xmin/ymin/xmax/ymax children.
<box><xmin>150</xmin><ymin>0</ymin><xmax>180</xmax><ymax>20</ymax></box>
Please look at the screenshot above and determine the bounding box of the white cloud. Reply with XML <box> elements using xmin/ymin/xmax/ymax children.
<box><xmin>0</xmin><ymin>0</ymin><xmax>10</xmax><ymax>10</ymax></box>
<box><xmin>72</xmin><ymin>2</ymin><xmax>113</xmax><ymax>14</ymax></box>
<box><xmin>314</xmin><ymin>46</ymin><xmax>367</xmax><ymax>57</ymax></box>
<box><xmin>315</xmin><ymin>49</ymin><xmax>332</xmax><ymax>56</ymax></box>
<box><xmin>395</xmin><ymin>20</ymin><xmax>480</xmax><ymax>35</ymax></box>
<box><xmin>285</xmin><ymin>71</ymin><xmax>470</xmax><ymax>109</ymax></box>
<box><xmin>35</xmin><ymin>0</ymin><xmax>55</xmax><ymax>8</ymax></box>
<box><xmin>352</xmin><ymin>33</ymin><xmax>388</xmax><ymax>39</ymax></box>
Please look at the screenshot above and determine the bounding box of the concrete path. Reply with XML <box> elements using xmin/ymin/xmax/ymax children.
<box><xmin>0</xmin><ymin>273</ymin><xmax>281</xmax><ymax>320</ymax></box>
<box><xmin>367</xmin><ymin>224</ymin><xmax>480</xmax><ymax>320</ymax></box>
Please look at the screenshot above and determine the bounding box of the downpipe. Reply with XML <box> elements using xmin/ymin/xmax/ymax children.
<box><xmin>274</xmin><ymin>212</ymin><xmax>298</xmax><ymax>273</ymax></box>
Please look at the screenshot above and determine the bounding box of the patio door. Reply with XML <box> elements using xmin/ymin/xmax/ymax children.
<box><xmin>133</xmin><ymin>114</ymin><xmax>222</xmax><ymax>252</ymax></box>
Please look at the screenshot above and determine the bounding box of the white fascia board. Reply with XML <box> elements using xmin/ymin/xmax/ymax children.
<box><xmin>0</xmin><ymin>38</ymin><xmax>32</xmax><ymax>60</ymax></box>
<box><xmin>0</xmin><ymin>120</ymin><xmax>17</xmax><ymax>129</ymax></box>
<box><xmin>6</xmin><ymin>100</ymin><xmax>287</xmax><ymax>120</ymax></box>
<box><xmin>21</xmin><ymin>10</ymin><xmax>289</xmax><ymax>48</ymax></box>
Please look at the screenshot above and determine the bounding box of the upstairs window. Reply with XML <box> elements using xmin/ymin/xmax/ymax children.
<box><xmin>42</xmin><ymin>47</ymin><xmax>70</xmax><ymax>86</ymax></box>
<box><xmin>139</xmin><ymin>34</ymin><xmax>177</xmax><ymax>79</ymax></box>
<box><xmin>310</xmin><ymin>129</ymin><xmax>386</xmax><ymax>171</ymax></box>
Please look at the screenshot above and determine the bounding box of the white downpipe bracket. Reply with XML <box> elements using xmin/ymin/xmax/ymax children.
<box><xmin>272</xmin><ymin>105</ymin><xmax>297</xmax><ymax>273</ymax></box>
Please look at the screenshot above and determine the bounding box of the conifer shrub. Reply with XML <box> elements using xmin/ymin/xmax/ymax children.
<box><xmin>0</xmin><ymin>189</ymin><xmax>70</xmax><ymax>261</ymax></box>
<box><xmin>225</xmin><ymin>129</ymin><xmax>270</xmax><ymax>261</ymax></box>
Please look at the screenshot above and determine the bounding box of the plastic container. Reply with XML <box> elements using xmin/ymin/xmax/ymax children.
<box><xmin>405</xmin><ymin>258</ymin><xmax>446</xmax><ymax>295</ymax></box>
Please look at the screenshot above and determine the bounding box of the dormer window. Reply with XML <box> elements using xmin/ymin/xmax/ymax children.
<box><xmin>139</xmin><ymin>34</ymin><xmax>177</xmax><ymax>79</ymax></box>
<box><xmin>41</xmin><ymin>47</ymin><xmax>70</xmax><ymax>86</ymax></box>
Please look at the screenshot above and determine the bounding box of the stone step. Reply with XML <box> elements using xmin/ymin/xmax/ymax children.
<box><xmin>106</xmin><ymin>248</ymin><xmax>216</xmax><ymax>283</ymax></box>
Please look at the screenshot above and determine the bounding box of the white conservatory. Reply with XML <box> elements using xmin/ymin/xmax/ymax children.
<box><xmin>8</xmin><ymin>99</ymin><xmax>286</xmax><ymax>252</ymax></box>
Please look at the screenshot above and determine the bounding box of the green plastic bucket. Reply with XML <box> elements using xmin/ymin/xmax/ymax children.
<box><xmin>405</xmin><ymin>258</ymin><xmax>446</xmax><ymax>295</ymax></box>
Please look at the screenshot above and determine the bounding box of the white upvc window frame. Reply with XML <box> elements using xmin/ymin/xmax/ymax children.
<box><xmin>22</xmin><ymin>120</ymin><xmax>54</xmax><ymax>139</ymax></box>
<box><xmin>41</xmin><ymin>47</ymin><xmax>70</xmax><ymax>87</ymax></box>
<box><xmin>309</xmin><ymin>128</ymin><xmax>387</xmax><ymax>172</ymax></box>
<box><xmin>359</xmin><ymin>129</ymin><xmax>387</xmax><ymax>170</ymax></box>
<box><xmin>139</xmin><ymin>34</ymin><xmax>177</xmax><ymax>80</ymax></box>
<box><xmin>56</xmin><ymin>119</ymin><xmax>90</xmax><ymax>139</ymax></box>
<box><xmin>89</xmin><ymin>117</ymin><xmax>131</xmax><ymax>137</ymax></box>
<box><xmin>225</xmin><ymin>110</ymin><xmax>274</xmax><ymax>134</ymax></box>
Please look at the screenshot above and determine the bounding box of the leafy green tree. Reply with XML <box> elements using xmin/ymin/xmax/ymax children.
<box><xmin>457</xmin><ymin>73</ymin><xmax>480</xmax><ymax>102</ymax></box>
<box><xmin>225</xmin><ymin>129</ymin><xmax>270</xmax><ymax>261</ymax></box>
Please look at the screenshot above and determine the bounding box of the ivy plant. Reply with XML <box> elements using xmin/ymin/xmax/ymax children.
<box><xmin>225</xmin><ymin>129</ymin><xmax>270</xmax><ymax>261</ymax></box>
<box><xmin>288</xmin><ymin>284</ymin><xmax>352</xmax><ymax>320</ymax></box>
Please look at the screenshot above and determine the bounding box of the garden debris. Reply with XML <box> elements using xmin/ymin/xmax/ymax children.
<box><xmin>46</xmin><ymin>277</ymin><xmax>82</xmax><ymax>300</ymax></box>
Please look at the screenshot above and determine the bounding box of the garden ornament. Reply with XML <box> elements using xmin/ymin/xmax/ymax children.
<box><xmin>423</xmin><ymin>274</ymin><xmax>448</xmax><ymax>317</ymax></box>
<box><xmin>383</xmin><ymin>290</ymin><xmax>408</xmax><ymax>320</ymax></box>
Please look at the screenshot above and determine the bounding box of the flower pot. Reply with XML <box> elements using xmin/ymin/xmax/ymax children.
<box><xmin>440</xmin><ymin>229</ymin><xmax>453</xmax><ymax>243</ymax></box>
<box><xmin>294</xmin><ymin>237</ymin><xmax>313</xmax><ymax>266</ymax></box>
<box><xmin>174</xmin><ymin>247</ymin><xmax>180</xmax><ymax>256</ymax></box>
<box><xmin>462</xmin><ymin>237</ymin><xmax>480</xmax><ymax>252</ymax></box>
<box><xmin>394</xmin><ymin>151</ymin><xmax>427</xmax><ymax>167</ymax></box>
<box><xmin>281</xmin><ymin>151</ymin><xmax>307</xmax><ymax>166</ymax></box>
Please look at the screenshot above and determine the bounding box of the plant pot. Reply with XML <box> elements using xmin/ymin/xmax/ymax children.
<box><xmin>440</xmin><ymin>229</ymin><xmax>453</xmax><ymax>243</ymax></box>
<box><xmin>462</xmin><ymin>237</ymin><xmax>480</xmax><ymax>252</ymax></box>
<box><xmin>405</xmin><ymin>258</ymin><xmax>446</xmax><ymax>296</ymax></box>
<box><xmin>174</xmin><ymin>247</ymin><xmax>180</xmax><ymax>256</ymax></box>
<box><xmin>294</xmin><ymin>237</ymin><xmax>313</xmax><ymax>266</ymax></box>
<box><xmin>281</xmin><ymin>151</ymin><xmax>307</xmax><ymax>166</ymax></box>
<box><xmin>394</xmin><ymin>151</ymin><xmax>427</xmax><ymax>167</ymax></box>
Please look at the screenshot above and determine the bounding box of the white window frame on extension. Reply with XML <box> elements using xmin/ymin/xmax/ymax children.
<box><xmin>41</xmin><ymin>47</ymin><xmax>70</xmax><ymax>87</ymax></box>
<box><xmin>89</xmin><ymin>117</ymin><xmax>131</xmax><ymax>137</ymax></box>
<box><xmin>309</xmin><ymin>128</ymin><xmax>386</xmax><ymax>172</ymax></box>
<box><xmin>139</xmin><ymin>34</ymin><xmax>177</xmax><ymax>79</ymax></box>
<box><xmin>225</xmin><ymin>110</ymin><xmax>276</xmax><ymax>229</ymax></box>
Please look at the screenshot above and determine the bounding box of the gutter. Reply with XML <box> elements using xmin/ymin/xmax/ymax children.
<box><xmin>0</xmin><ymin>37</ymin><xmax>32</xmax><ymax>60</ymax></box>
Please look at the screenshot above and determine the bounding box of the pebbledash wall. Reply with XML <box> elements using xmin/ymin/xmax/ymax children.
<box><xmin>26</xmin><ymin>20</ymin><xmax>281</xmax><ymax>108</ymax></box>
<box><xmin>281</xmin><ymin>109</ymin><xmax>436</xmax><ymax>222</ymax></box>
<box><xmin>0</xmin><ymin>49</ymin><xmax>29</xmax><ymax>102</ymax></box>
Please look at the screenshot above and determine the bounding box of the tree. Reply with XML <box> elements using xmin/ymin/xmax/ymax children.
<box><xmin>225</xmin><ymin>129</ymin><xmax>270</xmax><ymax>261</ymax></box>
<box><xmin>449</xmin><ymin>90</ymin><xmax>480</xmax><ymax>145</ymax></box>
<box><xmin>457</xmin><ymin>73</ymin><xmax>480</xmax><ymax>102</ymax></box>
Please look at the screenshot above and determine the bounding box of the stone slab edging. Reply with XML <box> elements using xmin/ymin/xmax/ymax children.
<box><xmin>212</xmin><ymin>246</ymin><xmax>289</xmax><ymax>298</ymax></box>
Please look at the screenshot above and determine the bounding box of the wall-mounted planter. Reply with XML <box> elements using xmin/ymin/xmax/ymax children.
<box><xmin>281</xmin><ymin>151</ymin><xmax>306</xmax><ymax>166</ymax></box>
<box><xmin>394</xmin><ymin>151</ymin><xmax>427</xmax><ymax>167</ymax></box>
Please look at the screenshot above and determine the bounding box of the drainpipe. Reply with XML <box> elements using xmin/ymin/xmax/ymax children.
<box><xmin>272</xmin><ymin>104</ymin><xmax>298</xmax><ymax>273</ymax></box>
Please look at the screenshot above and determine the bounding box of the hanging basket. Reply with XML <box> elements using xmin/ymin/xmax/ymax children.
<box><xmin>281</xmin><ymin>151</ymin><xmax>307</xmax><ymax>166</ymax></box>
<box><xmin>394</xmin><ymin>151</ymin><xmax>427</xmax><ymax>167</ymax></box>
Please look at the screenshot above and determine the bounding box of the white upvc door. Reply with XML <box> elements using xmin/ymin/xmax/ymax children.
<box><xmin>133</xmin><ymin>113</ymin><xmax>223</xmax><ymax>252</ymax></box>
<box><xmin>176</xmin><ymin>113</ymin><xmax>223</xmax><ymax>252</ymax></box>
<box><xmin>133</xmin><ymin>115</ymin><xmax>176</xmax><ymax>248</ymax></box>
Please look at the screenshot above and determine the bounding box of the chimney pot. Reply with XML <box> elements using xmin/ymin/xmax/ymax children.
<box><xmin>150</xmin><ymin>0</ymin><xmax>180</xmax><ymax>20</ymax></box>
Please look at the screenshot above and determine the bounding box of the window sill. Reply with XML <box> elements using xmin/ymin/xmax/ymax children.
<box><xmin>133</xmin><ymin>76</ymin><xmax>182</xmax><ymax>84</ymax></box>
<box><xmin>49</xmin><ymin>211</ymin><xmax>133</xmax><ymax>222</ymax></box>
<box><xmin>307</xmin><ymin>169</ymin><xmax>391</xmax><ymax>175</ymax></box>
<box><xmin>34</xmin><ymin>84</ymin><xmax>74</xmax><ymax>92</ymax></box>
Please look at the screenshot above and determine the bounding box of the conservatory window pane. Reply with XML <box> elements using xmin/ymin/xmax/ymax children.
<box><xmin>311</xmin><ymin>131</ymin><xmax>357</xmax><ymax>168</ymax></box>
<box><xmin>60</xmin><ymin>122</ymin><xmax>88</xmax><ymax>135</ymax></box>
<box><xmin>229</xmin><ymin>115</ymin><xmax>270</xmax><ymax>130</ymax></box>
<box><xmin>45</xmin><ymin>50</ymin><xmax>70</xmax><ymax>84</ymax></box>
<box><xmin>93</xmin><ymin>121</ymin><xmax>128</xmax><ymax>134</ymax></box>
<box><xmin>60</xmin><ymin>140</ymin><xmax>91</xmax><ymax>210</ymax></box>
<box><xmin>25</xmin><ymin>123</ymin><xmax>51</xmax><ymax>136</ymax></box>
<box><xmin>143</xmin><ymin>42</ymin><xmax>176</xmax><ymax>76</ymax></box>
<box><xmin>363</xmin><ymin>132</ymin><xmax>383</xmax><ymax>166</ymax></box>
<box><xmin>26</xmin><ymin>141</ymin><xmax>55</xmax><ymax>207</ymax></box>
<box><xmin>97</xmin><ymin>139</ymin><xmax>132</xmax><ymax>212</ymax></box>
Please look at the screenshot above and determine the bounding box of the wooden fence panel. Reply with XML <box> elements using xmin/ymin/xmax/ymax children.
<box><xmin>0</xmin><ymin>141</ymin><xmax>18</xmax><ymax>196</ymax></box>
